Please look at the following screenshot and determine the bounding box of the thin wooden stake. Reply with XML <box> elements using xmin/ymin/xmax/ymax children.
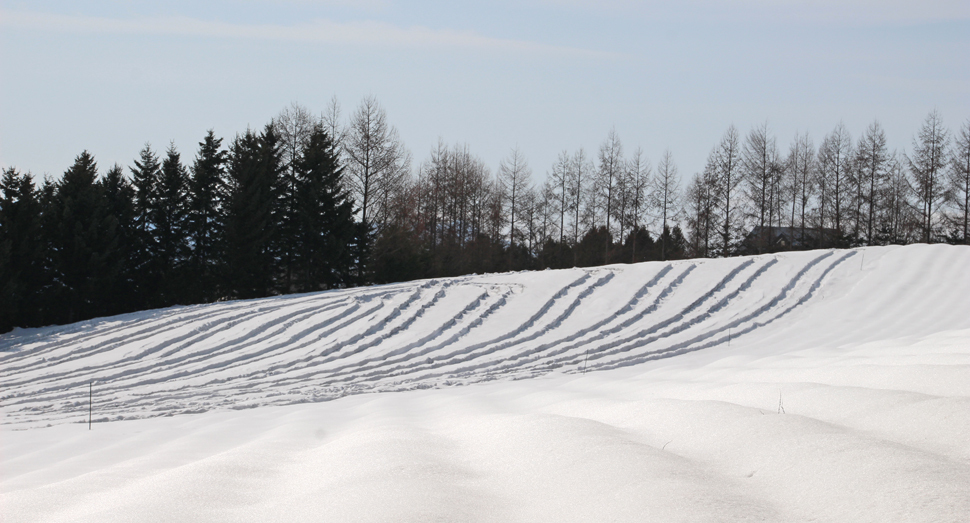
<box><xmin>582</xmin><ymin>349</ymin><xmax>590</xmax><ymax>374</ymax></box>
<box><xmin>88</xmin><ymin>381</ymin><xmax>92</xmax><ymax>430</ymax></box>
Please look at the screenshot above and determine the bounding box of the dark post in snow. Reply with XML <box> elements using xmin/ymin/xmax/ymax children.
<box><xmin>88</xmin><ymin>381</ymin><xmax>92</xmax><ymax>430</ymax></box>
<box><xmin>582</xmin><ymin>348</ymin><xmax>590</xmax><ymax>375</ymax></box>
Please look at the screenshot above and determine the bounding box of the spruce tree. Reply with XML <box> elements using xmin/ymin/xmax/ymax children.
<box><xmin>187</xmin><ymin>130</ymin><xmax>227</xmax><ymax>302</ymax></box>
<box><xmin>50</xmin><ymin>152</ymin><xmax>121</xmax><ymax>323</ymax></box>
<box><xmin>155</xmin><ymin>143</ymin><xmax>191</xmax><ymax>305</ymax></box>
<box><xmin>222</xmin><ymin>127</ymin><xmax>281</xmax><ymax>299</ymax></box>
<box><xmin>0</xmin><ymin>169</ymin><xmax>45</xmax><ymax>331</ymax></box>
<box><xmin>100</xmin><ymin>164</ymin><xmax>140</xmax><ymax>315</ymax></box>
<box><xmin>129</xmin><ymin>144</ymin><xmax>162</xmax><ymax>302</ymax></box>
<box><xmin>294</xmin><ymin>126</ymin><xmax>356</xmax><ymax>291</ymax></box>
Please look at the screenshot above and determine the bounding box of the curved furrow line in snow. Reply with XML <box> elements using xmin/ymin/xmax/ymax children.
<box><xmin>0</xmin><ymin>295</ymin><xmax>358</xmax><ymax>394</ymax></box>
<box><xmin>257</xmin><ymin>286</ymin><xmax>503</xmax><ymax>385</ymax></box>
<box><xmin>0</xmin><ymin>288</ymin><xmax>401</xmax><ymax>407</ymax></box>
<box><xmin>0</xmin><ymin>284</ymin><xmax>363</xmax><ymax>365</ymax></box>
<box><xmin>339</xmin><ymin>269</ymin><xmax>619</xmax><ymax>386</ymax></box>
<box><xmin>0</xmin><ymin>285</ymin><xmax>421</xmax><ymax>409</ymax></box>
<box><xmin>230</xmin><ymin>281</ymin><xmax>509</xmax><ymax>392</ymax></box>
<box><xmin>510</xmin><ymin>257</ymin><xmax>767</xmax><ymax>374</ymax></box>
<box><xmin>310</xmin><ymin>271</ymin><xmax>596</xmax><ymax>386</ymax></box>
<box><xmin>442</xmin><ymin>256</ymin><xmax>769</xmax><ymax>382</ymax></box>
<box><xmin>0</xmin><ymin>294</ymin><xmax>360</xmax><ymax>396</ymax></box>
<box><xmin>476</xmin><ymin>258</ymin><xmax>760</xmax><ymax>378</ymax></box>
<box><xmin>120</xmin><ymin>279</ymin><xmax>457</xmax><ymax>401</ymax></box>
<box><xmin>0</xmin><ymin>301</ymin><xmax>246</xmax><ymax>357</ymax></box>
<box><xmin>396</xmin><ymin>262</ymin><xmax>705</xmax><ymax>384</ymax></box>
<box><xmin>588</xmin><ymin>250</ymin><xmax>852</xmax><ymax>372</ymax></box>
<box><xmin>541</xmin><ymin>256</ymin><xmax>788</xmax><ymax>373</ymax></box>
<box><xmin>212</xmin><ymin>271</ymin><xmax>594</xmax><ymax>395</ymax></box>
<box><xmin>0</xmin><ymin>300</ymin><xmax>267</xmax><ymax>373</ymax></box>
<box><xmin>292</xmin><ymin>285</ymin><xmax>518</xmax><ymax>387</ymax></box>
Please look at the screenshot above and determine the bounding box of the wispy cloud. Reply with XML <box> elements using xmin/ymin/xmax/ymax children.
<box><xmin>0</xmin><ymin>10</ymin><xmax>609</xmax><ymax>58</ymax></box>
<box><xmin>535</xmin><ymin>0</ymin><xmax>970</xmax><ymax>25</ymax></box>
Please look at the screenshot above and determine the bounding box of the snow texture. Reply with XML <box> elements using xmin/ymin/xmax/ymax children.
<box><xmin>2</xmin><ymin>244</ymin><xmax>969</xmax><ymax>522</ymax></box>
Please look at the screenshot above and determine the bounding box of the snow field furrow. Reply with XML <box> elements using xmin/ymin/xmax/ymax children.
<box><xmin>592</xmin><ymin>250</ymin><xmax>849</xmax><ymax>371</ymax></box>
<box><xmin>496</xmin><ymin>259</ymin><xmax>758</xmax><ymax>376</ymax></box>
<box><xmin>5</xmin><ymin>246</ymin><xmax>963</xmax><ymax>427</ymax></box>
<box><xmin>0</xmin><ymin>295</ymin><xmax>361</xmax><ymax>406</ymax></box>
<box><xmin>51</xmin><ymin>283</ymin><xmax>438</xmax><ymax>407</ymax></box>
<box><xmin>339</xmin><ymin>270</ymin><xmax>613</xmax><ymax>386</ymax></box>
<box><xmin>253</xmin><ymin>272</ymin><xmax>596</xmax><ymax>389</ymax></box>
<box><xmin>0</xmin><ymin>297</ymin><xmax>355</xmax><ymax>395</ymax></box>
<box><xmin>316</xmin><ymin>287</ymin><xmax>516</xmax><ymax>385</ymax></box>
<box><xmin>272</xmin><ymin>286</ymin><xmax>503</xmax><ymax>383</ymax></box>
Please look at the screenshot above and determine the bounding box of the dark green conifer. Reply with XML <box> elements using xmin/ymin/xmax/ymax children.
<box><xmin>155</xmin><ymin>143</ymin><xmax>191</xmax><ymax>305</ymax></box>
<box><xmin>0</xmin><ymin>169</ymin><xmax>45</xmax><ymax>331</ymax></box>
<box><xmin>222</xmin><ymin>127</ymin><xmax>281</xmax><ymax>299</ymax></box>
<box><xmin>187</xmin><ymin>130</ymin><xmax>227</xmax><ymax>302</ymax></box>
<box><xmin>50</xmin><ymin>152</ymin><xmax>121</xmax><ymax>323</ymax></box>
<box><xmin>293</xmin><ymin>126</ymin><xmax>356</xmax><ymax>291</ymax></box>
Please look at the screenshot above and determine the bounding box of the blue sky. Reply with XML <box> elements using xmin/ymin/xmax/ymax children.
<box><xmin>1</xmin><ymin>1</ymin><xmax>968</xmax><ymax>181</ymax></box>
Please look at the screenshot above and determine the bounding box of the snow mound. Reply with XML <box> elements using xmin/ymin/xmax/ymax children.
<box><xmin>2</xmin><ymin>245</ymin><xmax>969</xmax><ymax>522</ymax></box>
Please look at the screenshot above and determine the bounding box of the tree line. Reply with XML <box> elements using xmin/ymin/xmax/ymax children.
<box><xmin>2</xmin><ymin>99</ymin><xmax>968</xmax><ymax>332</ymax></box>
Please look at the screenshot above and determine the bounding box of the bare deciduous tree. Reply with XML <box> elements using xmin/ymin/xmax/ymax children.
<box><xmin>710</xmin><ymin>126</ymin><xmax>743</xmax><ymax>255</ymax></box>
<box><xmin>947</xmin><ymin>119</ymin><xmax>970</xmax><ymax>244</ymax></box>
<box><xmin>624</xmin><ymin>147</ymin><xmax>651</xmax><ymax>261</ymax></box>
<box><xmin>853</xmin><ymin>121</ymin><xmax>889</xmax><ymax>244</ymax></box>
<box><xmin>817</xmin><ymin>123</ymin><xmax>853</xmax><ymax>243</ymax></box>
<box><xmin>907</xmin><ymin>110</ymin><xmax>949</xmax><ymax>243</ymax></box>
<box><xmin>743</xmin><ymin>122</ymin><xmax>782</xmax><ymax>252</ymax></box>
<box><xmin>597</xmin><ymin>129</ymin><xmax>624</xmax><ymax>263</ymax></box>
<box><xmin>498</xmin><ymin>146</ymin><xmax>532</xmax><ymax>269</ymax></box>
<box><xmin>345</xmin><ymin>96</ymin><xmax>411</xmax><ymax>231</ymax></box>
<box><xmin>650</xmin><ymin>149</ymin><xmax>681</xmax><ymax>261</ymax></box>
<box><xmin>784</xmin><ymin>132</ymin><xmax>815</xmax><ymax>244</ymax></box>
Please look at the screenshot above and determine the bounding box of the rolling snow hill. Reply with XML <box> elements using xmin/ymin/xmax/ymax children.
<box><xmin>2</xmin><ymin>244</ymin><xmax>969</xmax><ymax>522</ymax></box>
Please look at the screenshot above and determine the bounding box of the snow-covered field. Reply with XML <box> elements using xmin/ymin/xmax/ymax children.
<box><xmin>2</xmin><ymin>244</ymin><xmax>969</xmax><ymax>522</ymax></box>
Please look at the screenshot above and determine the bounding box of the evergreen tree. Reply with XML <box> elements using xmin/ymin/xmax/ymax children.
<box><xmin>99</xmin><ymin>164</ymin><xmax>140</xmax><ymax>315</ymax></box>
<box><xmin>129</xmin><ymin>144</ymin><xmax>162</xmax><ymax>301</ymax></box>
<box><xmin>222</xmin><ymin>127</ymin><xmax>281</xmax><ymax>299</ymax></box>
<box><xmin>154</xmin><ymin>143</ymin><xmax>191</xmax><ymax>305</ymax></box>
<box><xmin>49</xmin><ymin>152</ymin><xmax>121</xmax><ymax>323</ymax></box>
<box><xmin>187</xmin><ymin>130</ymin><xmax>228</xmax><ymax>302</ymax></box>
<box><xmin>293</xmin><ymin>126</ymin><xmax>356</xmax><ymax>291</ymax></box>
<box><xmin>0</xmin><ymin>169</ymin><xmax>45</xmax><ymax>331</ymax></box>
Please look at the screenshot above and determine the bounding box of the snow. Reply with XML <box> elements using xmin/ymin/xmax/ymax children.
<box><xmin>2</xmin><ymin>244</ymin><xmax>969</xmax><ymax>522</ymax></box>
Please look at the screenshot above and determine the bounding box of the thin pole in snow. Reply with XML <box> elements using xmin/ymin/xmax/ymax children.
<box><xmin>88</xmin><ymin>381</ymin><xmax>92</xmax><ymax>430</ymax></box>
<box><xmin>728</xmin><ymin>328</ymin><xmax>732</xmax><ymax>346</ymax></box>
<box><xmin>582</xmin><ymin>349</ymin><xmax>590</xmax><ymax>374</ymax></box>
<box><xmin>860</xmin><ymin>250</ymin><xmax>865</xmax><ymax>270</ymax></box>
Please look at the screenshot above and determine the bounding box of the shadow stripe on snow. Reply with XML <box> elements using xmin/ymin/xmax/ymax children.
<box><xmin>591</xmin><ymin>250</ymin><xmax>853</xmax><ymax>371</ymax></box>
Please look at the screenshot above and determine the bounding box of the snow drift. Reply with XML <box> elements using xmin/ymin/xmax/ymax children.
<box><xmin>2</xmin><ymin>244</ymin><xmax>969</xmax><ymax>522</ymax></box>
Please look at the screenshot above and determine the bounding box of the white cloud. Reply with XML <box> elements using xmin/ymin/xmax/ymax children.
<box><xmin>0</xmin><ymin>9</ymin><xmax>608</xmax><ymax>58</ymax></box>
<box><xmin>534</xmin><ymin>0</ymin><xmax>970</xmax><ymax>25</ymax></box>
